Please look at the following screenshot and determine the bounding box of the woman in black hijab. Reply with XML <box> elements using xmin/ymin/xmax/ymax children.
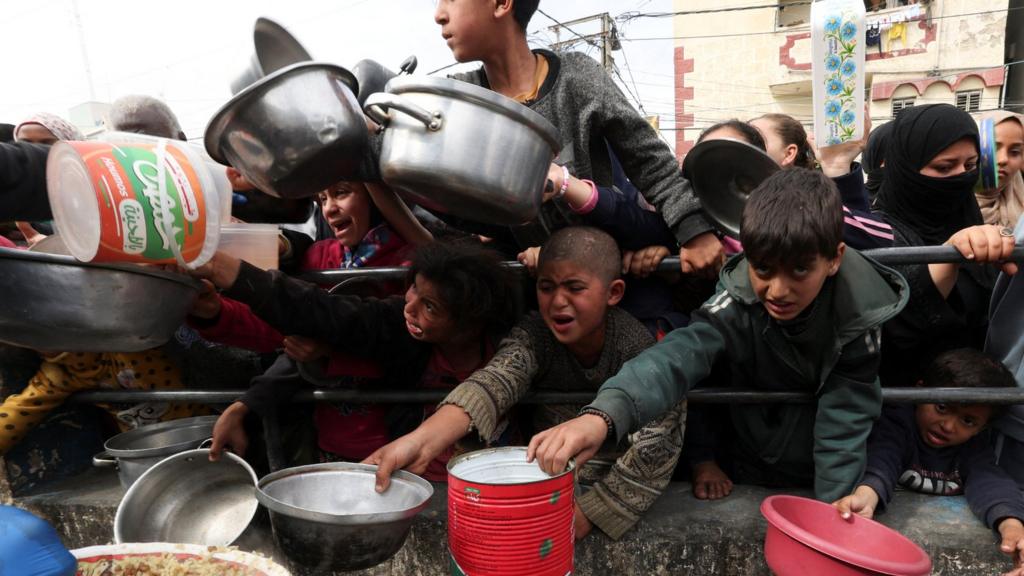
<box><xmin>862</xmin><ymin>120</ymin><xmax>891</xmax><ymax>202</ymax></box>
<box><xmin>875</xmin><ymin>104</ymin><xmax>1017</xmax><ymax>386</ymax></box>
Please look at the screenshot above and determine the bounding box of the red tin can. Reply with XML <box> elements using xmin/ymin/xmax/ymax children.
<box><xmin>447</xmin><ymin>447</ymin><xmax>574</xmax><ymax>576</ymax></box>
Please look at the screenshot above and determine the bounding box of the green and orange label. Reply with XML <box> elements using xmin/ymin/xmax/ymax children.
<box><xmin>71</xmin><ymin>141</ymin><xmax>208</xmax><ymax>264</ymax></box>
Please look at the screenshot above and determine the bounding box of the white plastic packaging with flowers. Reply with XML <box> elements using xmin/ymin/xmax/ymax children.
<box><xmin>812</xmin><ymin>0</ymin><xmax>866</xmax><ymax>147</ymax></box>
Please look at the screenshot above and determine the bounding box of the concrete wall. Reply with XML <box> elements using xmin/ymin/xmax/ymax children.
<box><xmin>673</xmin><ymin>0</ymin><xmax>1011</xmax><ymax>159</ymax></box>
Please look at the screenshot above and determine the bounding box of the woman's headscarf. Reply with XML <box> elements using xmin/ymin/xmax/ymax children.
<box><xmin>14</xmin><ymin>112</ymin><xmax>84</xmax><ymax>142</ymax></box>
<box><xmin>875</xmin><ymin>104</ymin><xmax>982</xmax><ymax>246</ymax></box>
<box><xmin>863</xmin><ymin>120</ymin><xmax>892</xmax><ymax>201</ymax></box>
<box><xmin>974</xmin><ymin>110</ymin><xmax>1024</xmax><ymax>229</ymax></box>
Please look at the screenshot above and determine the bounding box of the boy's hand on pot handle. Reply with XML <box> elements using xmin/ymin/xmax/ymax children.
<box><xmin>679</xmin><ymin>232</ymin><xmax>725</xmax><ymax>279</ymax></box>
<box><xmin>209</xmin><ymin>401</ymin><xmax>250</xmax><ymax>462</ymax></box>
<box><xmin>527</xmin><ymin>414</ymin><xmax>607</xmax><ymax>475</ymax></box>
<box><xmin>364</xmin><ymin>434</ymin><xmax>433</xmax><ymax>494</ymax></box>
<box><xmin>832</xmin><ymin>485</ymin><xmax>879</xmax><ymax>520</ymax></box>
<box><xmin>187</xmin><ymin>251</ymin><xmax>243</xmax><ymax>289</ymax></box>
<box><xmin>189</xmin><ymin>280</ymin><xmax>223</xmax><ymax>320</ymax></box>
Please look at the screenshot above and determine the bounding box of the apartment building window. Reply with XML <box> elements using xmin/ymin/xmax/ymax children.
<box><xmin>955</xmin><ymin>90</ymin><xmax>982</xmax><ymax>113</ymax></box>
<box><xmin>892</xmin><ymin>97</ymin><xmax>916</xmax><ymax>118</ymax></box>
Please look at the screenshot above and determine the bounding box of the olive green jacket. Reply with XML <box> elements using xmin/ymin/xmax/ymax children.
<box><xmin>589</xmin><ymin>249</ymin><xmax>909</xmax><ymax>502</ymax></box>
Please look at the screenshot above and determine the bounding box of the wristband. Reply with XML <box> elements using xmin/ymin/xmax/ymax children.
<box><xmin>557</xmin><ymin>165</ymin><xmax>570</xmax><ymax>199</ymax></box>
<box><xmin>579</xmin><ymin>407</ymin><xmax>615</xmax><ymax>440</ymax></box>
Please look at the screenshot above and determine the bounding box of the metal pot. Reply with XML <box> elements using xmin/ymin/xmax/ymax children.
<box><xmin>682</xmin><ymin>138</ymin><xmax>780</xmax><ymax>237</ymax></box>
<box><xmin>0</xmin><ymin>248</ymin><xmax>200</xmax><ymax>352</ymax></box>
<box><xmin>205</xmin><ymin>62</ymin><xmax>367</xmax><ymax>199</ymax></box>
<box><xmin>256</xmin><ymin>462</ymin><xmax>433</xmax><ymax>572</ymax></box>
<box><xmin>364</xmin><ymin>76</ymin><xmax>560</xmax><ymax>226</ymax></box>
<box><xmin>230</xmin><ymin>17</ymin><xmax>312</xmax><ymax>95</ymax></box>
<box><xmin>352</xmin><ymin>55</ymin><xmax>417</xmax><ymax>106</ymax></box>
<box><xmin>115</xmin><ymin>447</ymin><xmax>259</xmax><ymax>546</ymax></box>
<box><xmin>92</xmin><ymin>416</ymin><xmax>218</xmax><ymax>489</ymax></box>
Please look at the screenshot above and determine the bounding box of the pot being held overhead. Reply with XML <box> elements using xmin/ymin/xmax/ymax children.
<box><xmin>364</xmin><ymin>76</ymin><xmax>560</xmax><ymax>227</ymax></box>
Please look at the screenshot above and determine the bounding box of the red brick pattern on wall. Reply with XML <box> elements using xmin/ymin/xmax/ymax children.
<box><xmin>674</xmin><ymin>45</ymin><xmax>695</xmax><ymax>160</ymax></box>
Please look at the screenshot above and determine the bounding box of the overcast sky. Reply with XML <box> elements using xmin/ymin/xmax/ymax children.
<box><xmin>0</xmin><ymin>0</ymin><xmax>677</xmax><ymax>147</ymax></box>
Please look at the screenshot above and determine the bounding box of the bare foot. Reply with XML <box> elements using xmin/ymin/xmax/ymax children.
<box><xmin>692</xmin><ymin>460</ymin><xmax>734</xmax><ymax>500</ymax></box>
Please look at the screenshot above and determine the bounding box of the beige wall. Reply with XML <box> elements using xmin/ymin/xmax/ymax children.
<box><xmin>674</xmin><ymin>0</ymin><xmax>1010</xmax><ymax>152</ymax></box>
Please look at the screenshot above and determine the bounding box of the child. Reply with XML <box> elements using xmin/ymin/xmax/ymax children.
<box><xmin>431</xmin><ymin>0</ymin><xmax>723</xmax><ymax>276</ymax></box>
<box><xmin>833</xmin><ymin>349</ymin><xmax>1024</xmax><ymax>570</ymax></box>
<box><xmin>527</xmin><ymin>168</ymin><xmax>909</xmax><ymax>504</ymax></box>
<box><xmin>191</xmin><ymin>241</ymin><xmax>521</xmax><ymax>481</ymax></box>
<box><xmin>367</xmin><ymin>227</ymin><xmax>685</xmax><ymax>541</ymax></box>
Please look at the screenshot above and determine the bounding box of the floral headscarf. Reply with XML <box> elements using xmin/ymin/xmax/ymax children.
<box><xmin>14</xmin><ymin>112</ymin><xmax>84</xmax><ymax>142</ymax></box>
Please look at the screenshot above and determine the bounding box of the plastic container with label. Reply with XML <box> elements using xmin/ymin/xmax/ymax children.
<box><xmin>46</xmin><ymin>134</ymin><xmax>229</xmax><ymax>268</ymax></box>
<box><xmin>812</xmin><ymin>0</ymin><xmax>866</xmax><ymax>148</ymax></box>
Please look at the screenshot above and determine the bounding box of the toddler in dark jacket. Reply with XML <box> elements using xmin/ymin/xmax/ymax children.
<box><xmin>834</xmin><ymin>348</ymin><xmax>1024</xmax><ymax>571</ymax></box>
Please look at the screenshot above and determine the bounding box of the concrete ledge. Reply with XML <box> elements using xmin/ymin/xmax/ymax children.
<box><xmin>12</xmin><ymin>469</ymin><xmax>1010</xmax><ymax>575</ymax></box>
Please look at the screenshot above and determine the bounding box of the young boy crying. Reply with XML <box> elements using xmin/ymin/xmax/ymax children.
<box><xmin>367</xmin><ymin>226</ymin><xmax>685</xmax><ymax>541</ymax></box>
<box><xmin>529</xmin><ymin>168</ymin><xmax>910</xmax><ymax>504</ymax></box>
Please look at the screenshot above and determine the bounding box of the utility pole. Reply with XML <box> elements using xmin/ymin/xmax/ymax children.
<box><xmin>548</xmin><ymin>13</ymin><xmax>620</xmax><ymax>72</ymax></box>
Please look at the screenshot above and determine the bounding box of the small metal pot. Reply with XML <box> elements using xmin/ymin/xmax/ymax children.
<box><xmin>0</xmin><ymin>249</ymin><xmax>200</xmax><ymax>352</ymax></box>
<box><xmin>230</xmin><ymin>17</ymin><xmax>312</xmax><ymax>95</ymax></box>
<box><xmin>115</xmin><ymin>446</ymin><xmax>259</xmax><ymax>546</ymax></box>
<box><xmin>206</xmin><ymin>62</ymin><xmax>367</xmax><ymax>199</ymax></box>
<box><xmin>352</xmin><ymin>55</ymin><xmax>417</xmax><ymax>106</ymax></box>
<box><xmin>92</xmin><ymin>416</ymin><xmax>218</xmax><ymax>489</ymax></box>
<box><xmin>256</xmin><ymin>462</ymin><xmax>433</xmax><ymax>572</ymax></box>
<box><xmin>364</xmin><ymin>76</ymin><xmax>560</xmax><ymax>226</ymax></box>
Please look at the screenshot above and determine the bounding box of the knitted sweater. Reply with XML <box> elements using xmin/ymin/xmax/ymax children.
<box><xmin>442</xmin><ymin>308</ymin><xmax>685</xmax><ymax>540</ymax></box>
<box><xmin>452</xmin><ymin>50</ymin><xmax>713</xmax><ymax>247</ymax></box>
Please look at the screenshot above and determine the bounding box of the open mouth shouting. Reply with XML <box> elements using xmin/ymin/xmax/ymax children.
<box><xmin>549</xmin><ymin>313</ymin><xmax>575</xmax><ymax>334</ymax></box>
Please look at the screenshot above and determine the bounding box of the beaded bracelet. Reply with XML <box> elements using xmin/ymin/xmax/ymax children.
<box><xmin>579</xmin><ymin>407</ymin><xmax>615</xmax><ymax>440</ymax></box>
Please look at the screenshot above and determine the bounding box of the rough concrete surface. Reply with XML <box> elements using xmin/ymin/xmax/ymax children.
<box><xmin>8</xmin><ymin>466</ymin><xmax>1013</xmax><ymax>575</ymax></box>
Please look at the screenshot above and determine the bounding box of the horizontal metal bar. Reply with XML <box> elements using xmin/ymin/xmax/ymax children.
<box><xmin>67</xmin><ymin>387</ymin><xmax>1024</xmax><ymax>405</ymax></box>
<box><xmin>298</xmin><ymin>246</ymin><xmax>1024</xmax><ymax>284</ymax></box>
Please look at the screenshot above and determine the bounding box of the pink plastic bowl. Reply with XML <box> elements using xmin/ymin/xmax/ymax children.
<box><xmin>760</xmin><ymin>495</ymin><xmax>932</xmax><ymax>576</ymax></box>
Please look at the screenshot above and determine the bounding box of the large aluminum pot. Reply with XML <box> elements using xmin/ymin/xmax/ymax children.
<box><xmin>115</xmin><ymin>447</ymin><xmax>259</xmax><ymax>546</ymax></box>
<box><xmin>364</xmin><ymin>76</ymin><xmax>560</xmax><ymax>226</ymax></box>
<box><xmin>92</xmin><ymin>416</ymin><xmax>217</xmax><ymax>489</ymax></box>
<box><xmin>256</xmin><ymin>462</ymin><xmax>433</xmax><ymax>572</ymax></box>
<box><xmin>230</xmin><ymin>17</ymin><xmax>312</xmax><ymax>95</ymax></box>
<box><xmin>0</xmin><ymin>248</ymin><xmax>200</xmax><ymax>352</ymax></box>
<box><xmin>205</xmin><ymin>62</ymin><xmax>367</xmax><ymax>199</ymax></box>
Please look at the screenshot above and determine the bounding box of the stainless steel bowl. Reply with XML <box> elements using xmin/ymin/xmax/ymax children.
<box><xmin>256</xmin><ymin>462</ymin><xmax>433</xmax><ymax>572</ymax></box>
<box><xmin>0</xmin><ymin>248</ymin><xmax>200</xmax><ymax>352</ymax></box>
<box><xmin>206</xmin><ymin>61</ymin><xmax>367</xmax><ymax>199</ymax></box>
<box><xmin>230</xmin><ymin>17</ymin><xmax>312</xmax><ymax>95</ymax></box>
<box><xmin>93</xmin><ymin>416</ymin><xmax>218</xmax><ymax>488</ymax></box>
<box><xmin>115</xmin><ymin>448</ymin><xmax>259</xmax><ymax>546</ymax></box>
<box><xmin>364</xmin><ymin>75</ymin><xmax>560</xmax><ymax>226</ymax></box>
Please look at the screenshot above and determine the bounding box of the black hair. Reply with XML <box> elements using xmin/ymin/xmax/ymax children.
<box><xmin>751</xmin><ymin>113</ymin><xmax>817</xmax><ymax>169</ymax></box>
<box><xmin>741</xmin><ymin>168</ymin><xmax>843</xmax><ymax>269</ymax></box>
<box><xmin>537</xmin><ymin>226</ymin><xmax>621</xmax><ymax>284</ymax></box>
<box><xmin>408</xmin><ymin>241</ymin><xmax>522</xmax><ymax>335</ymax></box>
<box><xmin>698</xmin><ymin>119</ymin><xmax>767</xmax><ymax>151</ymax></box>
<box><xmin>512</xmin><ymin>0</ymin><xmax>540</xmax><ymax>30</ymax></box>
<box><xmin>0</xmin><ymin>123</ymin><xmax>14</xmax><ymax>143</ymax></box>
<box><xmin>922</xmin><ymin>348</ymin><xmax>1016</xmax><ymax>419</ymax></box>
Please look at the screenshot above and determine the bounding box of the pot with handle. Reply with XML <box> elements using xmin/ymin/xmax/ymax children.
<box><xmin>363</xmin><ymin>75</ymin><xmax>560</xmax><ymax>226</ymax></box>
<box><xmin>92</xmin><ymin>416</ymin><xmax>218</xmax><ymax>489</ymax></box>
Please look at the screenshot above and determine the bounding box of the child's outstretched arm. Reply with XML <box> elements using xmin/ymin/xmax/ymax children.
<box><xmin>527</xmin><ymin>413</ymin><xmax>610</xmax><ymax>476</ymax></box>
<box><xmin>999</xmin><ymin>518</ymin><xmax>1024</xmax><ymax>572</ymax></box>
<box><xmin>365</xmin><ymin>404</ymin><xmax>472</xmax><ymax>492</ymax></box>
<box><xmin>833</xmin><ymin>485</ymin><xmax>881</xmax><ymax>520</ymax></box>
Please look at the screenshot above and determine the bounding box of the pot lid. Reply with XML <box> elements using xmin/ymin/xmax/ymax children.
<box><xmin>103</xmin><ymin>416</ymin><xmax>218</xmax><ymax>458</ymax></box>
<box><xmin>683</xmin><ymin>138</ymin><xmax>780</xmax><ymax>237</ymax></box>
<box><xmin>381</xmin><ymin>75</ymin><xmax>561</xmax><ymax>153</ymax></box>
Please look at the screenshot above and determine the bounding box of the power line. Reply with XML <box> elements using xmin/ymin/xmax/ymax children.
<box><xmin>618</xmin><ymin>5</ymin><xmax>1024</xmax><ymax>42</ymax></box>
<box><xmin>619</xmin><ymin>2</ymin><xmax>811</xmax><ymax>21</ymax></box>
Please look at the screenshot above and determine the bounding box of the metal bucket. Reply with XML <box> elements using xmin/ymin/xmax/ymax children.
<box><xmin>447</xmin><ymin>447</ymin><xmax>574</xmax><ymax>576</ymax></box>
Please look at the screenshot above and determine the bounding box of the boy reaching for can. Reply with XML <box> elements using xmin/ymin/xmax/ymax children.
<box><xmin>367</xmin><ymin>226</ymin><xmax>685</xmax><ymax>541</ymax></box>
<box><xmin>528</xmin><ymin>169</ymin><xmax>909</xmax><ymax>504</ymax></box>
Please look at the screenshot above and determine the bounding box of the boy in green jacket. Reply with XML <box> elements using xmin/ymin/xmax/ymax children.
<box><xmin>528</xmin><ymin>168</ymin><xmax>910</xmax><ymax>503</ymax></box>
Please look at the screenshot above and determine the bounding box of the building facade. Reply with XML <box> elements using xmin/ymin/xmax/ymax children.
<box><xmin>673</xmin><ymin>0</ymin><xmax>1024</xmax><ymax>159</ymax></box>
